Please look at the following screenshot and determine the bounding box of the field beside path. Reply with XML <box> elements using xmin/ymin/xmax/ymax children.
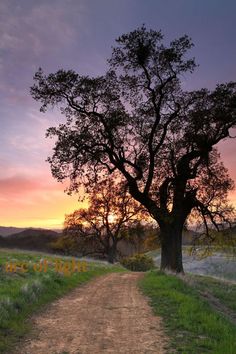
<box><xmin>150</xmin><ymin>247</ymin><xmax>236</xmax><ymax>281</ymax></box>
<box><xmin>140</xmin><ymin>271</ymin><xmax>236</xmax><ymax>354</ymax></box>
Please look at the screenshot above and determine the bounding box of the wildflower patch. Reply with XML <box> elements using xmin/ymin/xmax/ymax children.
<box><xmin>4</xmin><ymin>258</ymin><xmax>87</xmax><ymax>276</ymax></box>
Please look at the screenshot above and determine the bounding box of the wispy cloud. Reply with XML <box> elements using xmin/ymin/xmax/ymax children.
<box><xmin>0</xmin><ymin>174</ymin><xmax>62</xmax><ymax>196</ymax></box>
<box><xmin>0</xmin><ymin>2</ymin><xmax>80</xmax><ymax>55</ymax></box>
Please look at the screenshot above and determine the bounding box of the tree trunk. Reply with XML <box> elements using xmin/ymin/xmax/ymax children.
<box><xmin>107</xmin><ymin>242</ymin><xmax>117</xmax><ymax>264</ymax></box>
<box><xmin>160</xmin><ymin>222</ymin><xmax>184</xmax><ymax>273</ymax></box>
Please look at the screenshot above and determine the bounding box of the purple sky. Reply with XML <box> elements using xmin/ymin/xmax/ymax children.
<box><xmin>0</xmin><ymin>0</ymin><xmax>236</xmax><ymax>228</ymax></box>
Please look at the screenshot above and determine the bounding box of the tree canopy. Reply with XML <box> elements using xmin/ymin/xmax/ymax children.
<box><xmin>31</xmin><ymin>26</ymin><xmax>236</xmax><ymax>272</ymax></box>
<box><xmin>63</xmin><ymin>179</ymin><xmax>144</xmax><ymax>263</ymax></box>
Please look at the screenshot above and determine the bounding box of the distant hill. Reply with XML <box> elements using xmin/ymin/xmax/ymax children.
<box><xmin>182</xmin><ymin>225</ymin><xmax>236</xmax><ymax>246</ymax></box>
<box><xmin>0</xmin><ymin>228</ymin><xmax>61</xmax><ymax>253</ymax></box>
<box><xmin>0</xmin><ymin>235</ymin><xmax>7</xmax><ymax>245</ymax></box>
<box><xmin>0</xmin><ymin>226</ymin><xmax>27</xmax><ymax>237</ymax></box>
<box><xmin>182</xmin><ymin>230</ymin><xmax>193</xmax><ymax>245</ymax></box>
<box><xmin>228</xmin><ymin>225</ymin><xmax>236</xmax><ymax>234</ymax></box>
<box><xmin>0</xmin><ymin>224</ymin><xmax>233</xmax><ymax>255</ymax></box>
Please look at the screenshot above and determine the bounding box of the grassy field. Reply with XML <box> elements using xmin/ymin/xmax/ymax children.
<box><xmin>149</xmin><ymin>247</ymin><xmax>236</xmax><ymax>281</ymax></box>
<box><xmin>0</xmin><ymin>249</ymin><xmax>123</xmax><ymax>353</ymax></box>
<box><xmin>140</xmin><ymin>271</ymin><xmax>236</xmax><ymax>354</ymax></box>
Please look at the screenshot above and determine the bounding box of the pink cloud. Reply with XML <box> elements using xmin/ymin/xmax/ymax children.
<box><xmin>0</xmin><ymin>174</ymin><xmax>63</xmax><ymax>197</ymax></box>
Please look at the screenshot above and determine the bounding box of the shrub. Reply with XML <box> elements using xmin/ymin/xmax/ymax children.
<box><xmin>121</xmin><ymin>253</ymin><xmax>155</xmax><ymax>271</ymax></box>
<box><xmin>20</xmin><ymin>279</ymin><xmax>43</xmax><ymax>302</ymax></box>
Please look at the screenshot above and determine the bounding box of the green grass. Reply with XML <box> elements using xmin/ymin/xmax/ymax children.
<box><xmin>188</xmin><ymin>274</ymin><xmax>236</xmax><ymax>313</ymax></box>
<box><xmin>0</xmin><ymin>249</ymin><xmax>124</xmax><ymax>353</ymax></box>
<box><xmin>139</xmin><ymin>271</ymin><xmax>236</xmax><ymax>354</ymax></box>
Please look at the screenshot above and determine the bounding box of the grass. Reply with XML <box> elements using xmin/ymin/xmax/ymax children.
<box><xmin>187</xmin><ymin>274</ymin><xmax>236</xmax><ymax>313</ymax></box>
<box><xmin>0</xmin><ymin>249</ymin><xmax>124</xmax><ymax>353</ymax></box>
<box><xmin>139</xmin><ymin>271</ymin><xmax>236</xmax><ymax>354</ymax></box>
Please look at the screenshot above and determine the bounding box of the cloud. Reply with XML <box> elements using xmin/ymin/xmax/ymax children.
<box><xmin>0</xmin><ymin>176</ymin><xmax>39</xmax><ymax>195</ymax></box>
<box><xmin>0</xmin><ymin>174</ymin><xmax>63</xmax><ymax>197</ymax></box>
<box><xmin>0</xmin><ymin>2</ymin><xmax>79</xmax><ymax>55</ymax></box>
<box><xmin>0</xmin><ymin>0</ymin><xmax>88</xmax><ymax>104</ymax></box>
<box><xmin>0</xmin><ymin>173</ymin><xmax>84</xmax><ymax>228</ymax></box>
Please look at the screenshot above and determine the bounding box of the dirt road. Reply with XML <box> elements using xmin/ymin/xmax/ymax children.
<box><xmin>18</xmin><ymin>273</ymin><xmax>167</xmax><ymax>354</ymax></box>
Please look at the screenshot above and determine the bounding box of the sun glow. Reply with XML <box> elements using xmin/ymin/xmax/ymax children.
<box><xmin>108</xmin><ymin>214</ymin><xmax>116</xmax><ymax>224</ymax></box>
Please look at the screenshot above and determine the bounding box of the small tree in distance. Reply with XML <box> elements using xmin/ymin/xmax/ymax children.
<box><xmin>63</xmin><ymin>179</ymin><xmax>145</xmax><ymax>263</ymax></box>
<box><xmin>31</xmin><ymin>26</ymin><xmax>236</xmax><ymax>273</ymax></box>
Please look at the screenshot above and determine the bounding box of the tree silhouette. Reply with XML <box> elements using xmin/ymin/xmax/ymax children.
<box><xmin>31</xmin><ymin>26</ymin><xmax>236</xmax><ymax>272</ymax></box>
<box><xmin>64</xmin><ymin>179</ymin><xmax>144</xmax><ymax>263</ymax></box>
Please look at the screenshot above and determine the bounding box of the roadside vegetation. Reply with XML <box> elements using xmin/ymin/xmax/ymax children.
<box><xmin>140</xmin><ymin>271</ymin><xmax>236</xmax><ymax>354</ymax></box>
<box><xmin>0</xmin><ymin>249</ymin><xmax>124</xmax><ymax>353</ymax></box>
<box><xmin>120</xmin><ymin>253</ymin><xmax>155</xmax><ymax>271</ymax></box>
<box><xmin>186</xmin><ymin>275</ymin><xmax>236</xmax><ymax>321</ymax></box>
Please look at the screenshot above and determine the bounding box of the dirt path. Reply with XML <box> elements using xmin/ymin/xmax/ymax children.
<box><xmin>18</xmin><ymin>273</ymin><xmax>167</xmax><ymax>354</ymax></box>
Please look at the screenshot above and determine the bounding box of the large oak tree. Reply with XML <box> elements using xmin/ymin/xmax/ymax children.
<box><xmin>31</xmin><ymin>26</ymin><xmax>236</xmax><ymax>273</ymax></box>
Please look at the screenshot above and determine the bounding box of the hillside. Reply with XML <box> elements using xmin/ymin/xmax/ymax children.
<box><xmin>0</xmin><ymin>228</ymin><xmax>61</xmax><ymax>253</ymax></box>
<box><xmin>0</xmin><ymin>226</ymin><xmax>26</xmax><ymax>237</ymax></box>
<box><xmin>0</xmin><ymin>235</ymin><xmax>6</xmax><ymax>245</ymax></box>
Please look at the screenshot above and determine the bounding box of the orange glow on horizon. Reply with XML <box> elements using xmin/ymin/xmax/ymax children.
<box><xmin>0</xmin><ymin>184</ymin><xmax>235</xmax><ymax>229</ymax></box>
<box><xmin>0</xmin><ymin>136</ymin><xmax>235</xmax><ymax>230</ymax></box>
<box><xmin>0</xmin><ymin>173</ymin><xmax>88</xmax><ymax>229</ymax></box>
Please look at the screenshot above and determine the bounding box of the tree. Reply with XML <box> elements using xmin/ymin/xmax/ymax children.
<box><xmin>63</xmin><ymin>179</ymin><xmax>144</xmax><ymax>263</ymax></box>
<box><xmin>122</xmin><ymin>221</ymin><xmax>160</xmax><ymax>253</ymax></box>
<box><xmin>31</xmin><ymin>26</ymin><xmax>236</xmax><ymax>273</ymax></box>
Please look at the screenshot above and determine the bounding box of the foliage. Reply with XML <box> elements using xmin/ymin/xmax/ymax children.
<box><xmin>190</xmin><ymin>225</ymin><xmax>236</xmax><ymax>258</ymax></box>
<box><xmin>50</xmin><ymin>235</ymin><xmax>79</xmax><ymax>255</ymax></box>
<box><xmin>31</xmin><ymin>25</ymin><xmax>236</xmax><ymax>272</ymax></box>
<box><xmin>140</xmin><ymin>271</ymin><xmax>236</xmax><ymax>353</ymax></box>
<box><xmin>63</xmin><ymin>179</ymin><xmax>145</xmax><ymax>263</ymax></box>
<box><xmin>142</xmin><ymin>226</ymin><xmax>161</xmax><ymax>251</ymax></box>
<box><xmin>121</xmin><ymin>221</ymin><xmax>160</xmax><ymax>252</ymax></box>
<box><xmin>121</xmin><ymin>253</ymin><xmax>155</xmax><ymax>271</ymax></box>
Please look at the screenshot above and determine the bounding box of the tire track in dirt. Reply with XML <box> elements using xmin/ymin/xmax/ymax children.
<box><xmin>17</xmin><ymin>273</ymin><xmax>168</xmax><ymax>354</ymax></box>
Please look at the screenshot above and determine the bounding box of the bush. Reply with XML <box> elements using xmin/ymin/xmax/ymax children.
<box><xmin>121</xmin><ymin>253</ymin><xmax>155</xmax><ymax>271</ymax></box>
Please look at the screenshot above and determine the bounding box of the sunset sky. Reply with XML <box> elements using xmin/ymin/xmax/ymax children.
<box><xmin>0</xmin><ymin>0</ymin><xmax>236</xmax><ymax>229</ymax></box>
